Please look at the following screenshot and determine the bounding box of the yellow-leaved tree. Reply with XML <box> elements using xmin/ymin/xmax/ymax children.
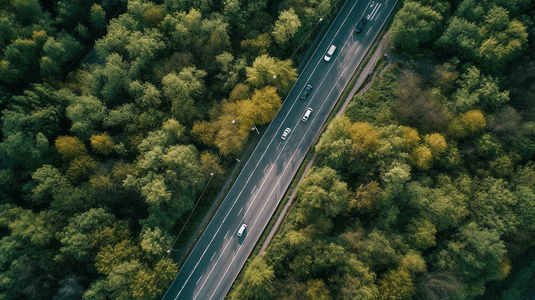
<box><xmin>90</xmin><ymin>133</ymin><xmax>115</xmax><ymax>155</ymax></box>
<box><xmin>350</xmin><ymin>122</ymin><xmax>380</xmax><ymax>155</ymax></box>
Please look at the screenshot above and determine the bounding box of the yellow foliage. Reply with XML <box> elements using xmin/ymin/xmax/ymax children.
<box><xmin>402</xmin><ymin>127</ymin><xmax>420</xmax><ymax>151</ymax></box>
<box><xmin>229</xmin><ymin>83</ymin><xmax>251</xmax><ymax>102</ymax></box>
<box><xmin>95</xmin><ymin>239</ymin><xmax>140</xmax><ymax>275</ymax></box>
<box><xmin>349</xmin><ymin>181</ymin><xmax>382</xmax><ymax>213</ymax></box>
<box><xmin>32</xmin><ymin>30</ymin><xmax>47</xmax><ymax>46</ymax></box>
<box><xmin>90</xmin><ymin>133</ymin><xmax>115</xmax><ymax>155</ymax></box>
<box><xmin>448</xmin><ymin>110</ymin><xmax>486</xmax><ymax>139</ymax></box>
<box><xmin>378</xmin><ymin>268</ymin><xmax>416</xmax><ymax>300</ymax></box>
<box><xmin>400</xmin><ymin>250</ymin><xmax>427</xmax><ymax>276</ymax></box>
<box><xmin>89</xmin><ymin>174</ymin><xmax>114</xmax><ymax>190</ymax></box>
<box><xmin>66</xmin><ymin>155</ymin><xmax>96</xmax><ymax>182</ymax></box>
<box><xmin>496</xmin><ymin>255</ymin><xmax>512</xmax><ymax>280</ymax></box>
<box><xmin>424</xmin><ymin>133</ymin><xmax>447</xmax><ymax>156</ymax></box>
<box><xmin>191</xmin><ymin>120</ymin><xmax>217</xmax><ymax>147</ymax></box>
<box><xmin>306</xmin><ymin>279</ymin><xmax>331</xmax><ymax>300</ymax></box>
<box><xmin>411</xmin><ymin>146</ymin><xmax>433</xmax><ymax>170</ymax></box>
<box><xmin>461</xmin><ymin>110</ymin><xmax>486</xmax><ymax>132</ymax></box>
<box><xmin>350</xmin><ymin>122</ymin><xmax>380</xmax><ymax>154</ymax></box>
<box><xmin>55</xmin><ymin>135</ymin><xmax>87</xmax><ymax>161</ymax></box>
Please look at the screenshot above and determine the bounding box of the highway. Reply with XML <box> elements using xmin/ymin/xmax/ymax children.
<box><xmin>162</xmin><ymin>0</ymin><xmax>398</xmax><ymax>299</ymax></box>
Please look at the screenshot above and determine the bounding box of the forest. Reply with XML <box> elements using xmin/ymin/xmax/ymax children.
<box><xmin>0</xmin><ymin>0</ymin><xmax>334</xmax><ymax>299</ymax></box>
<box><xmin>229</xmin><ymin>0</ymin><xmax>535</xmax><ymax>300</ymax></box>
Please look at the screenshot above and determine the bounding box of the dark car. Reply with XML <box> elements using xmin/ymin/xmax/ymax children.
<box><xmin>354</xmin><ymin>17</ymin><xmax>367</xmax><ymax>34</ymax></box>
<box><xmin>300</xmin><ymin>85</ymin><xmax>313</xmax><ymax>99</ymax></box>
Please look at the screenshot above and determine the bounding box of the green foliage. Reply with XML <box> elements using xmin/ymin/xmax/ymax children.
<box><xmin>434</xmin><ymin>1</ymin><xmax>528</xmax><ymax>74</ymax></box>
<box><xmin>246</xmin><ymin>54</ymin><xmax>297</xmax><ymax>95</ymax></box>
<box><xmin>65</xmin><ymin>93</ymin><xmax>108</xmax><ymax>139</ymax></box>
<box><xmin>452</xmin><ymin>66</ymin><xmax>509</xmax><ymax>112</ymax></box>
<box><xmin>230</xmin><ymin>257</ymin><xmax>275</xmax><ymax>300</ymax></box>
<box><xmin>294</xmin><ymin>166</ymin><xmax>347</xmax><ymax>228</ymax></box>
<box><xmin>162</xmin><ymin>67</ymin><xmax>206</xmax><ymax>123</ymax></box>
<box><xmin>389</xmin><ymin>2</ymin><xmax>443</xmax><ymax>54</ymax></box>
<box><xmin>89</xmin><ymin>4</ymin><xmax>107</xmax><ymax>31</ymax></box>
<box><xmin>272</xmin><ymin>8</ymin><xmax>301</xmax><ymax>46</ymax></box>
<box><xmin>434</xmin><ymin>222</ymin><xmax>506</xmax><ymax>297</ymax></box>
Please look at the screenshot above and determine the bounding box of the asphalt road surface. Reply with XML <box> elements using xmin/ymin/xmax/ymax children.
<box><xmin>162</xmin><ymin>0</ymin><xmax>398</xmax><ymax>299</ymax></box>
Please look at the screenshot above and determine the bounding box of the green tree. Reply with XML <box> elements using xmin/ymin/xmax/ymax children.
<box><xmin>294</xmin><ymin>166</ymin><xmax>347</xmax><ymax>227</ymax></box>
<box><xmin>469</xmin><ymin>177</ymin><xmax>518</xmax><ymax>235</ymax></box>
<box><xmin>306</xmin><ymin>279</ymin><xmax>331</xmax><ymax>300</ymax></box>
<box><xmin>65</xmin><ymin>93</ymin><xmax>108</xmax><ymax>139</ymax></box>
<box><xmin>95</xmin><ymin>239</ymin><xmax>140</xmax><ymax>275</ymax></box>
<box><xmin>14</xmin><ymin>0</ymin><xmax>43</xmax><ymax>25</ymax></box>
<box><xmin>40</xmin><ymin>56</ymin><xmax>61</xmax><ymax>78</ymax></box>
<box><xmin>230</xmin><ymin>257</ymin><xmax>275</xmax><ymax>300</ymax></box>
<box><xmin>85</xmin><ymin>53</ymin><xmax>130</xmax><ymax>105</ymax></box>
<box><xmin>130</xmin><ymin>258</ymin><xmax>178</xmax><ymax>299</ymax></box>
<box><xmin>389</xmin><ymin>2</ymin><xmax>443</xmax><ymax>54</ymax></box>
<box><xmin>57</xmin><ymin>208</ymin><xmax>126</xmax><ymax>262</ymax></box>
<box><xmin>42</xmin><ymin>32</ymin><xmax>83</xmax><ymax>67</ymax></box>
<box><xmin>0</xmin><ymin>132</ymin><xmax>50</xmax><ymax>172</ymax></box>
<box><xmin>315</xmin><ymin>116</ymin><xmax>352</xmax><ymax>171</ymax></box>
<box><xmin>246</xmin><ymin>54</ymin><xmax>297</xmax><ymax>95</ymax></box>
<box><xmin>364</xmin><ymin>230</ymin><xmax>403</xmax><ymax>272</ymax></box>
<box><xmin>452</xmin><ymin>66</ymin><xmax>509</xmax><ymax>112</ymax></box>
<box><xmin>89</xmin><ymin>4</ymin><xmax>107</xmax><ymax>30</ymax></box>
<box><xmin>162</xmin><ymin>67</ymin><xmax>206</xmax><ymax>124</ymax></box>
<box><xmin>139</xmin><ymin>227</ymin><xmax>171</xmax><ymax>262</ymax></box>
<box><xmin>272</xmin><ymin>7</ymin><xmax>301</xmax><ymax>46</ymax></box>
<box><xmin>215</xmin><ymin>52</ymin><xmax>247</xmax><ymax>94</ymax></box>
<box><xmin>434</xmin><ymin>222</ymin><xmax>506</xmax><ymax>291</ymax></box>
<box><xmin>406</xmin><ymin>218</ymin><xmax>437</xmax><ymax>250</ymax></box>
<box><xmin>0</xmin><ymin>38</ymin><xmax>40</xmax><ymax>85</ymax></box>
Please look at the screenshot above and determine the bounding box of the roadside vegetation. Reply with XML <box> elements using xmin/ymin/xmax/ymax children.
<box><xmin>230</xmin><ymin>0</ymin><xmax>535</xmax><ymax>299</ymax></box>
<box><xmin>0</xmin><ymin>0</ymin><xmax>336</xmax><ymax>299</ymax></box>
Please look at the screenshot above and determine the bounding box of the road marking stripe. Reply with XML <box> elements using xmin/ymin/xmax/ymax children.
<box><xmin>196</xmin><ymin>276</ymin><xmax>202</xmax><ymax>285</ymax></box>
<box><xmin>251</xmin><ymin>185</ymin><xmax>256</xmax><ymax>194</ymax></box>
<box><xmin>369</xmin><ymin>3</ymin><xmax>382</xmax><ymax>20</ymax></box>
<box><xmin>224</xmin><ymin>230</ymin><xmax>229</xmax><ymax>238</ymax></box>
<box><xmin>263</xmin><ymin>164</ymin><xmax>268</xmax><ymax>172</ymax></box>
<box><xmin>237</xmin><ymin>207</ymin><xmax>243</xmax><ymax>216</ymax></box>
<box><xmin>210</xmin><ymin>252</ymin><xmax>217</xmax><ymax>261</ymax></box>
<box><xmin>366</xmin><ymin>27</ymin><xmax>372</xmax><ymax>35</ymax></box>
<box><xmin>200</xmin><ymin>238</ymin><xmax>235</xmax><ymax>300</ymax></box>
<box><xmin>354</xmin><ymin>45</ymin><xmax>361</xmax><ymax>54</ymax></box>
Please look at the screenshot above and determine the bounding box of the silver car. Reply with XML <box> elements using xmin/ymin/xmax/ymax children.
<box><xmin>281</xmin><ymin>128</ymin><xmax>291</xmax><ymax>140</ymax></box>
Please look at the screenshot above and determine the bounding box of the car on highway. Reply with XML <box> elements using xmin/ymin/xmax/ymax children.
<box><xmin>237</xmin><ymin>224</ymin><xmax>247</xmax><ymax>236</ymax></box>
<box><xmin>324</xmin><ymin>45</ymin><xmax>337</xmax><ymax>61</ymax></box>
<box><xmin>300</xmin><ymin>84</ymin><xmax>313</xmax><ymax>99</ymax></box>
<box><xmin>354</xmin><ymin>17</ymin><xmax>367</xmax><ymax>34</ymax></box>
<box><xmin>281</xmin><ymin>128</ymin><xmax>291</xmax><ymax>140</ymax></box>
<box><xmin>302</xmin><ymin>108</ymin><xmax>313</xmax><ymax>122</ymax></box>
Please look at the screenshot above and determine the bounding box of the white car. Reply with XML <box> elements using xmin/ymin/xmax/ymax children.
<box><xmin>302</xmin><ymin>108</ymin><xmax>313</xmax><ymax>122</ymax></box>
<box><xmin>237</xmin><ymin>224</ymin><xmax>247</xmax><ymax>236</ymax></box>
<box><xmin>281</xmin><ymin>128</ymin><xmax>291</xmax><ymax>140</ymax></box>
<box><xmin>324</xmin><ymin>45</ymin><xmax>337</xmax><ymax>62</ymax></box>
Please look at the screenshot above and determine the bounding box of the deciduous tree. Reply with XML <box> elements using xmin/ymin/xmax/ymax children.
<box><xmin>230</xmin><ymin>257</ymin><xmax>275</xmax><ymax>300</ymax></box>
<box><xmin>390</xmin><ymin>2</ymin><xmax>443</xmax><ymax>54</ymax></box>
<box><xmin>90</xmin><ymin>133</ymin><xmax>115</xmax><ymax>156</ymax></box>
<box><xmin>272</xmin><ymin>8</ymin><xmax>301</xmax><ymax>46</ymax></box>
